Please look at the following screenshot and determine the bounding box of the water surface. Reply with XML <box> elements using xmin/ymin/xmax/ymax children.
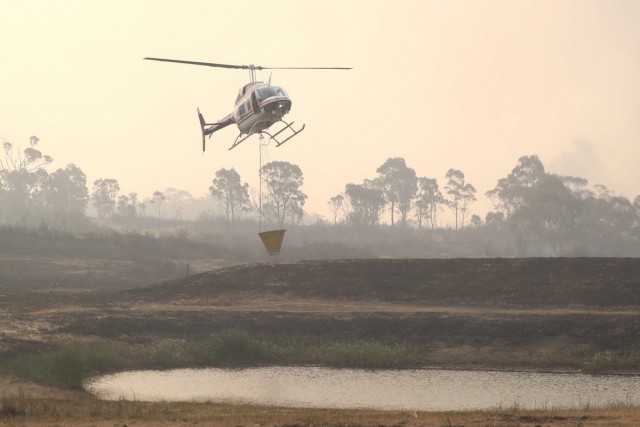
<box><xmin>86</xmin><ymin>367</ymin><xmax>640</xmax><ymax>411</ymax></box>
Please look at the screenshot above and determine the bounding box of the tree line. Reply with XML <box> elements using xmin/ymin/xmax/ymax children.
<box><xmin>1</xmin><ymin>136</ymin><xmax>639</xmax><ymax>256</ymax></box>
<box><xmin>0</xmin><ymin>136</ymin><xmax>309</xmax><ymax>229</ymax></box>
<box><xmin>328</xmin><ymin>157</ymin><xmax>478</xmax><ymax>230</ymax></box>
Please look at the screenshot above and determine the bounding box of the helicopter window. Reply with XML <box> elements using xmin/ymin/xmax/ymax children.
<box><xmin>238</xmin><ymin>105</ymin><xmax>246</xmax><ymax>116</ymax></box>
<box><xmin>273</xmin><ymin>86</ymin><xmax>287</xmax><ymax>97</ymax></box>
<box><xmin>256</xmin><ymin>87</ymin><xmax>278</xmax><ymax>102</ymax></box>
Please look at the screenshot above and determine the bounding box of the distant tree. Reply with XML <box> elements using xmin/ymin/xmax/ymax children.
<box><xmin>459</xmin><ymin>183</ymin><xmax>476</xmax><ymax>228</ymax></box>
<box><xmin>261</xmin><ymin>161</ymin><xmax>307</xmax><ymax>228</ymax></box>
<box><xmin>558</xmin><ymin>175</ymin><xmax>590</xmax><ymax>198</ymax></box>
<box><xmin>633</xmin><ymin>195</ymin><xmax>640</xmax><ymax>236</ymax></box>
<box><xmin>343</xmin><ymin>181</ymin><xmax>385</xmax><ymax>226</ymax></box>
<box><xmin>0</xmin><ymin>136</ymin><xmax>53</xmax><ymax>213</ymax></box>
<box><xmin>0</xmin><ymin>136</ymin><xmax>52</xmax><ymax>174</ymax></box>
<box><xmin>91</xmin><ymin>178</ymin><xmax>119</xmax><ymax>218</ymax></box>
<box><xmin>444</xmin><ymin>169</ymin><xmax>475</xmax><ymax>229</ymax></box>
<box><xmin>163</xmin><ymin>187</ymin><xmax>194</xmax><ymax>221</ymax></box>
<box><xmin>129</xmin><ymin>193</ymin><xmax>138</xmax><ymax>216</ymax></box>
<box><xmin>484</xmin><ymin>155</ymin><xmax>640</xmax><ymax>255</ymax></box>
<box><xmin>486</xmin><ymin>155</ymin><xmax>545</xmax><ymax>217</ymax></box>
<box><xmin>286</xmin><ymin>193</ymin><xmax>306</xmax><ymax>225</ymax></box>
<box><xmin>485</xmin><ymin>211</ymin><xmax>505</xmax><ymax>228</ymax></box>
<box><xmin>593</xmin><ymin>184</ymin><xmax>611</xmax><ymax>200</ymax></box>
<box><xmin>582</xmin><ymin>192</ymin><xmax>636</xmax><ymax>236</ymax></box>
<box><xmin>44</xmin><ymin>164</ymin><xmax>88</xmax><ymax>213</ymax></box>
<box><xmin>376</xmin><ymin>157</ymin><xmax>417</xmax><ymax>227</ymax></box>
<box><xmin>328</xmin><ymin>194</ymin><xmax>344</xmax><ymax>225</ymax></box>
<box><xmin>150</xmin><ymin>191</ymin><xmax>166</xmax><ymax>218</ymax></box>
<box><xmin>470</xmin><ymin>214</ymin><xmax>482</xmax><ymax>227</ymax></box>
<box><xmin>510</xmin><ymin>174</ymin><xmax>581</xmax><ymax>255</ymax></box>
<box><xmin>414</xmin><ymin>177</ymin><xmax>443</xmax><ymax>229</ymax></box>
<box><xmin>116</xmin><ymin>192</ymin><xmax>138</xmax><ymax>217</ymax></box>
<box><xmin>138</xmin><ymin>202</ymin><xmax>146</xmax><ymax>217</ymax></box>
<box><xmin>209</xmin><ymin>168</ymin><xmax>250</xmax><ymax>223</ymax></box>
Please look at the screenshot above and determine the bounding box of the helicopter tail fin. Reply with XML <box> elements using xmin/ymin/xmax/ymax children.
<box><xmin>197</xmin><ymin>110</ymin><xmax>235</xmax><ymax>152</ymax></box>
<box><xmin>197</xmin><ymin>108</ymin><xmax>207</xmax><ymax>152</ymax></box>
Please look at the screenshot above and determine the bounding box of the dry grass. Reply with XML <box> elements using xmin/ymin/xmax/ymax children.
<box><xmin>2</xmin><ymin>378</ymin><xmax>640</xmax><ymax>427</ymax></box>
<box><xmin>1</xmin><ymin>391</ymin><xmax>640</xmax><ymax>427</ymax></box>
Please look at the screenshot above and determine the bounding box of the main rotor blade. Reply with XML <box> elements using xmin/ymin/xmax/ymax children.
<box><xmin>144</xmin><ymin>57</ymin><xmax>351</xmax><ymax>70</ymax></box>
<box><xmin>144</xmin><ymin>57</ymin><xmax>251</xmax><ymax>69</ymax></box>
<box><xmin>261</xmin><ymin>67</ymin><xmax>353</xmax><ymax>70</ymax></box>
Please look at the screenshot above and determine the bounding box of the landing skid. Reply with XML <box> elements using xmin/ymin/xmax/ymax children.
<box><xmin>263</xmin><ymin>120</ymin><xmax>306</xmax><ymax>147</ymax></box>
<box><xmin>228</xmin><ymin>120</ymin><xmax>305</xmax><ymax>150</ymax></box>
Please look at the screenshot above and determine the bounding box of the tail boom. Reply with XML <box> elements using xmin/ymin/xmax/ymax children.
<box><xmin>197</xmin><ymin>109</ymin><xmax>235</xmax><ymax>152</ymax></box>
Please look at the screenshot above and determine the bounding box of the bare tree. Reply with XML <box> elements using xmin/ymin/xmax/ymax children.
<box><xmin>0</xmin><ymin>136</ymin><xmax>52</xmax><ymax>174</ymax></box>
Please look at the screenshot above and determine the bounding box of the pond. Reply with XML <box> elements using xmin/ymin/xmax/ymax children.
<box><xmin>85</xmin><ymin>367</ymin><xmax>640</xmax><ymax>411</ymax></box>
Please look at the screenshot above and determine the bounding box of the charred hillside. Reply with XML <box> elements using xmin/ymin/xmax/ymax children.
<box><xmin>121</xmin><ymin>258</ymin><xmax>640</xmax><ymax>308</ymax></box>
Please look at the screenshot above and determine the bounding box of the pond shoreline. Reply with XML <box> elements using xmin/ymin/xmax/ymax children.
<box><xmin>85</xmin><ymin>366</ymin><xmax>640</xmax><ymax>411</ymax></box>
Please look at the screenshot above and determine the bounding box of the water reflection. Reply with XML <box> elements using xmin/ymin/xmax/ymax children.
<box><xmin>85</xmin><ymin>367</ymin><xmax>640</xmax><ymax>411</ymax></box>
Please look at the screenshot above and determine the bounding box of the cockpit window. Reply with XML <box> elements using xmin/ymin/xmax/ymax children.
<box><xmin>256</xmin><ymin>87</ymin><xmax>277</xmax><ymax>101</ymax></box>
<box><xmin>273</xmin><ymin>86</ymin><xmax>287</xmax><ymax>97</ymax></box>
<box><xmin>256</xmin><ymin>86</ymin><xmax>287</xmax><ymax>102</ymax></box>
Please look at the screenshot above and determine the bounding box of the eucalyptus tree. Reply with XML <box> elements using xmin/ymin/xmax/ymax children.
<box><xmin>486</xmin><ymin>155</ymin><xmax>545</xmax><ymax>217</ymax></box>
<box><xmin>343</xmin><ymin>181</ymin><xmax>385</xmax><ymax>227</ymax></box>
<box><xmin>116</xmin><ymin>193</ymin><xmax>138</xmax><ymax>217</ymax></box>
<box><xmin>328</xmin><ymin>194</ymin><xmax>344</xmax><ymax>225</ymax></box>
<box><xmin>260</xmin><ymin>161</ymin><xmax>307</xmax><ymax>228</ymax></box>
<box><xmin>376</xmin><ymin>157</ymin><xmax>417</xmax><ymax>227</ymax></box>
<box><xmin>509</xmin><ymin>174</ymin><xmax>581</xmax><ymax>255</ymax></box>
<box><xmin>150</xmin><ymin>191</ymin><xmax>166</xmax><ymax>218</ymax></box>
<box><xmin>44</xmin><ymin>163</ymin><xmax>89</xmax><ymax>213</ymax></box>
<box><xmin>414</xmin><ymin>177</ymin><xmax>443</xmax><ymax>229</ymax></box>
<box><xmin>0</xmin><ymin>136</ymin><xmax>53</xmax><ymax>214</ymax></box>
<box><xmin>209</xmin><ymin>168</ymin><xmax>250</xmax><ymax>223</ymax></box>
<box><xmin>444</xmin><ymin>169</ymin><xmax>476</xmax><ymax>229</ymax></box>
<box><xmin>91</xmin><ymin>178</ymin><xmax>120</xmax><ymax>218</ymax></box>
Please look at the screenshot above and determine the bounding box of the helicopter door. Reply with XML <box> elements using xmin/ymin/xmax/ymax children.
<box><xmin>251</xmin><ymin>92</ymin><xmax>260</xmax><ymax>114</ymax></box>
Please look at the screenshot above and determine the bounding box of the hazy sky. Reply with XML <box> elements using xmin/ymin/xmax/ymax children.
<box><xmin>2</xmin><ymin>0</ymin><xmax>639</xmax><ymax>222</ymax></box>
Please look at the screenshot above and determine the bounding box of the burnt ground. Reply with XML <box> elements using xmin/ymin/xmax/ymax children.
<box><xmin>1</xmin><ymin>258</ymin><xmax>640</xmax><ymax>371</ymax></box>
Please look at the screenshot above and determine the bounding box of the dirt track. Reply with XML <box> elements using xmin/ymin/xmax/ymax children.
<box><xmin>2</xmin><ymin>258</ymin><xmax>639</xmax><ymax>371</ymax></box>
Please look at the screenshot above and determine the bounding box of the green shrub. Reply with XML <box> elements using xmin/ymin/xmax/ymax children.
<box><xmin>150</xmin><ymin>343</ymin><xmax>183</xmax><ymax>369</ymax></box>
<box><xmin>1</xmin><ymin>344</ymin><xmax>131</xmax><ymax>390</ymax></box>
<box><xmin>188</xmin><ymin>330</ymin><xmax>273</xmax><ymax>365</ymax></box>
<box><xmin>586</xmin><ymin>348</ymin><xmax>640</xmax><ymax>372</ymax></box>
<box><xmin>315</xmin><ymin>341</ymin><xmax>418</xmax><ymax>369</ymax></box>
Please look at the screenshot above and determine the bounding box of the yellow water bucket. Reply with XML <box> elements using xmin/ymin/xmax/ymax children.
<box><xmin>258</xmin><ymin>229</ymin><xmax>286</xmax><ymax>256</ymax></box>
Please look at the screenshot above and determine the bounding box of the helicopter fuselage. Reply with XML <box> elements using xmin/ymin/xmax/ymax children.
<box><xmin>199</xmin><ymin>81</ymin><xmax>301</xmax><ymax>151</ymax></box>
<box><xmin>232</xmin><ymin>82</ymin><xmax>292</xmax><ymax>134</ymax></box>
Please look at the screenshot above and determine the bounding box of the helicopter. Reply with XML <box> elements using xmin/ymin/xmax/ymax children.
<box><xmin>144</xmin><ymin>57</ymin><xmax>351</xmax><ymax>152</ymax></box>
